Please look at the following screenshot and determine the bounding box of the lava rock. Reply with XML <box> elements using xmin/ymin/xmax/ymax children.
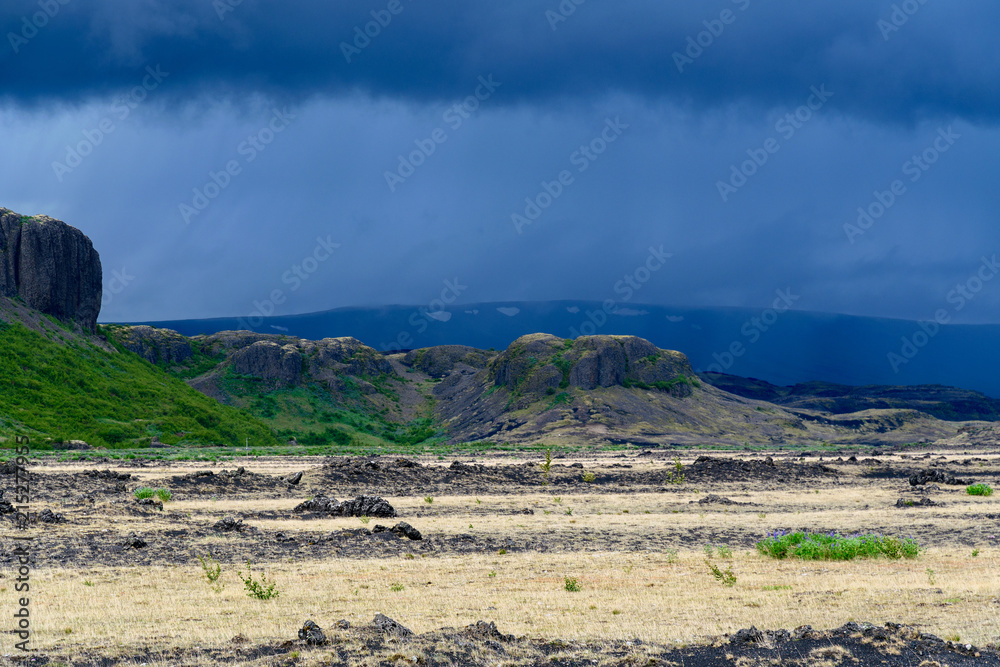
<box><xmin>334</xmin><ymin>619</ymin><xmax>351</xmax><ymax>630</ymax></box>
<box><xmin>298</xmin><ymin>620</ymin><xmax>326</xmax><ymax>645</ymax></box>
<box><xmin>37</xmin><ymin>509</ymin><xmax>67</xmax><ymax>524</ymax></box>
<box><xmin>390</xmin><ymin>521</ymin><xmax>422</xmax><ymax>540</ymax></box>
<box><xmin>135</xmin><ymin>498</ymin><xmax>163</xmax><ymax>511</ymax></box>
<box><xmin>213</xmin><ymin>516</ymin><xmax>245</xmax><ymax>532</ymax></box>
<box><xmin>909</xmin><ymin>469</ymin><xmax>967</xmax><ymax>486</ymax></box>
<box><xmin>463</xmin><ymin>620</ymin><xmax>513</xmax><ymax>642</ymax></box>
<box><xmin>372</xmin><ymin>613</ymin><xmax>412</xmax><ymax>637</ymax></box>
<box><xmin>293</xmin><ymin>494</ymin><xmax>397</xmax><ymax>518</ymax></box>
<box><xmin>124</xmin><ymin>534</ymin><xmax>147</xmax><ymax>549</ymax></box>
<box><xmin>285</xmin><ymin>471</ymin><xmax>303</xmax><ymax>485</ymax></box>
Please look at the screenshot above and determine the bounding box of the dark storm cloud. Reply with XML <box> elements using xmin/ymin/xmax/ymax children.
<box><xmin>2</xmin><ymin>0</ymin><xmax>999</xmax><ymax>125</ymax></box>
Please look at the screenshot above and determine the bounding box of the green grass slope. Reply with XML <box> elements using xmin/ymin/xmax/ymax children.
<box><xmin>0</xmin><ymin>320</ymin><xmax>279</xmax><ymax>449</ymax></box>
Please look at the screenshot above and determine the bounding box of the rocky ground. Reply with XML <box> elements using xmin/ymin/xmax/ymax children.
<box><xmin>2</xmin><ymin>448</ymin><xmax>999</xmax><ymax>665</ymax></box>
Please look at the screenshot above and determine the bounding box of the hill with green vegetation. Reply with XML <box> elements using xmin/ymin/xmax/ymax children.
<box><xmin>0</xmin><ymin>298</ymin><xmax>278</xmax><ymax>451</ymax></box>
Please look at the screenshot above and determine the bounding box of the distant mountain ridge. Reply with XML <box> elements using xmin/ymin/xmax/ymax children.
<box><xmin>132</xmin><ymin>301</ymin><xmax>1000</xmax><ymax>398</ymax></box>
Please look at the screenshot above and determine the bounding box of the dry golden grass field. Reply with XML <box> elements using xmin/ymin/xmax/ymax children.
<box><xmin>3</xmin><ymin>448</ymin><xmax>1000</xmax><ymax>666</ymax></box>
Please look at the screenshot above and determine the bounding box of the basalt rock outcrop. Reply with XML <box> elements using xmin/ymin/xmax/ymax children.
<box><xmin>111</xmin><ymin>325</ymin><xmax>193</xmax><ymax>366</ymax></box>
<box><xmin>0</xmin><ymin>209</ymin><xmax>102</xmax><ymax>331</ymax></box>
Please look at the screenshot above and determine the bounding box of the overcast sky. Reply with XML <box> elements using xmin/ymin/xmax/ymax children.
<box><xmin>2</xmin><ymin>0</ymin><xmax>998</xmax><ymax>324</ymax></box>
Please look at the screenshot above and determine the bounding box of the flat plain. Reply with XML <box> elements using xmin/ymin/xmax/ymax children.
<box><xmin>4</xmin><ymin>446</ymin><xmax>1000</xmax><ymax>666</ymax></box>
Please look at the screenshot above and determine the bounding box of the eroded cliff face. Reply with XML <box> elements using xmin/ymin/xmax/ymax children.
<box><xmin>0</xmin><ymin>209</ymin><xmax>102</xmax><ymax>331</ymax></box>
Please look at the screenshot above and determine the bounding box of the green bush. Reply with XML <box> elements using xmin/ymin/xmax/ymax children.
<box><xmin>237</xmin><ymin>560</ymin><xmax>280</xmax><ymax>600</ymax></box>
<box><xmin>756</xmin><ymin>530</ymin><xmax>921</xmax><ymax>561</ymax></box>
<box><xmin>967</xmin><ymin>483</ymin><xmax>993</xmax><ymax>497</ymax></box>
<box><xmin>563</xmin><ymin>576</ymin><xmax>581</xmax><ymax>592</ymax></box>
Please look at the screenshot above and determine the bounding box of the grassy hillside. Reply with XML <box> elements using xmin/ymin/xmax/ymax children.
<box><xmin>0</xmin><ymin>320</ymin><xmax>279</xmax><ymax>449</ymax></box>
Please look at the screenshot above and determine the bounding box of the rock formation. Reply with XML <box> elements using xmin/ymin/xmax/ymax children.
<box><xmin>0</xmin><ymin>208</ymin><xmax>102</xmax><ymax>331</ymax></box>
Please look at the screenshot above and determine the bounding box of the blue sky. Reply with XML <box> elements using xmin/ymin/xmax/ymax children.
<box><xmin>2</xmin><ymin>0</ymin><xmax>998</xmax><ymax>323</ymax></box>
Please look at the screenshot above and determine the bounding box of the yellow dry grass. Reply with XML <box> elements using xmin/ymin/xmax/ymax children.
<box><xmin>14</xmin><ymin>548</ymin><xmax>1000</xmax><ymax>657</ymax></box>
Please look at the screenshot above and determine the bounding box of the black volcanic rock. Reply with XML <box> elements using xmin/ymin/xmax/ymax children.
<box><xmin>0</xmin><ymin>209</ymin><xmax>102</xmax><ymax>331</ymax></box>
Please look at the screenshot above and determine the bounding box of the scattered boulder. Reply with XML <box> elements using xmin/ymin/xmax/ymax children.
<box><xmin>909</xmin><ymin>469</ymin><xmax>967</xmax><ymax>486</ymax></box>
<box><xmin>103</xmin><ymin>482</ymin><xmax>128</xmax><ymax>494</ymax></box>
<box><xmin>729</xmin><ymin>626</ymin><xmax>790</xmax><ymax>646</ymax></box>
<box><xmin>0</xmin><ymin>460</ymin><xmax>18</xmax><ymax>475</ymax></box>
<box><xmin>463</xmin><ymin>620</ymin><xmax>513</xmax><ymax>642</ymax></box>
<box><xmin>213</xmin><ymin>516</ymin><xmax>245</xmax><ymax>532</ymax></box>
<box><xmin>135</xmin><ymin>498</ymin><xmax>163</xmax><ymax>511</ymax></box>
<box><xmin>274</xmin><ymin>532</ymin><xmax>296</xmax><ymax>543</ymax></box>
<box><xmin>334</xmin><ymin>619</ymin><xmax>351</xmax><ymax>630</ymax></box>
<box><xmin>0</xmin><ymin>490</ymin><xmax>15</xmax><ymax>514</ymax></box>
<box><xmin>297</xmin><ymin>620</ymin><xmax>327</xmax><ymax>645</ymax></box>
<box><xmin>36</xmin><ymin>509</ymin><xmax>67</xmax><ymax>524</ymax></box>
<box><xmin>284</xmin><ymin>471</ymin><xmax>303</xmax><ymax>485</ymax></box>
<box><xmin>371</xmin><ymin>613</ymin><xmax>412</xmax><ymax>637</ymax></box>
<box><xmin>391</xmin><ymin>522</ymin><xmax>422</xmax><ymax>540</ymax></box>
<box><xmin>123</xmin><ymin>534</ymin><xmax>147</xmax><ymax>549</ymax></box>
<box><xmin>293</xmin><ymin>494</ymin><xmax>396</xmax><ymax>518</ymax></box>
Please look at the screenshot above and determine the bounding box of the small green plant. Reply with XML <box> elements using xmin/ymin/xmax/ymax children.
<box><xmin>716</xmin><ymin>544</ymin><xmax>733</xmax><ymax>559</ymax></box>
<box><xmin>762</xmin><ymin>584</ymin><xmax>792</xmax><ymax>591</ymax></box>
<box><xmin>564</xmin><ymin>508</ymin><xmax>573</xmax><ymax>515</ymax></box>
<box><xmin>664</xmin><ymin>548</ymin><xmax>678</xmax><ymax>564</ymax></box>
<box><xmin>926</xmin><ymin>568</ymin><xmax>936</xmax><ymax>585</ymax></box>
<box><xmin>971</xmin><ymin>549</ymin><xmax>980</xmax><ymax>557</ymax></box>
<box><xmin>424</xmin><ymin>496</ymin><xmax>433</xmax><ymax>504</ymax></box>
<box><xmin>582</xmin><ymin>471</ymin><xmax>596</xmax><ymax>483</ymax></box>
<box><xmin>237</xmin><ymin>560</ymin><xmax>280</xmax><ymax>600</ymax></box>
<box><xmin>82</xmin><ymin>580</ymin><xmax>94</xmax><ymax>587</ymax></box>
<box><xmin>389</xmin><ymin>582</ymin><xmax>405</xmax><ymax>592</ymax></box>
<box><xmin>197</xmin><ymin>553</ymin><xmax>224</xmax><ymax>593</ymax></box>
<box><xmin>703</xmin><ymin>543</ymin><xmax>714</xmax><ymax>558</ymax></box>
<box><xmin>476</xmin><ymin>497</ymin><xmax>481</xmax><ymax>504</ymax></box>
<box><xmin>541</xmin><ymin>449</ymin><xmax>553</xmax><ymax>485</ymax></box>
<box><xmin>488</xmin><ymin>570</ymin><xmax>497</xmax><ymax>578</ymax></box>
<box><xmin>553</xmin><ymin>496</ymin><xmax>562</xmax><ymax>504</ymax></box>
<box><xmin>757</xmin><ymin>512</ymin><xmax>767</xmax><ymax>519</ymax></box>
<box><xmin>564</xmin><ymin>576</ymin><xmax>581</xmax><ymax>592</ymax></box>
<box><xmin>611</xmin><ymin>609</ymin><xmax>621</xmax><ymax>615</ymax></box>
<box><xmin>945</xmin><ymin>633</ymin><xmax>961</xmax><ymax>642</ymax></box>
<box><xmin>359</xmin><ymin>515</ymin><xmax>371</xmax><ymax>525</ymax></box>
<box><xmin>756</xmin><ymin>531</ymin><xmax>921</xmax><ymax>561</ymax></box>
<box><xmin>967</xmin><ymin>483</ymin><xmax>993</xmax><ymax>497</ymax></box>
<box><xmin>133</xmin><ymin>487</ymin><xmax>171</xmax><ymax>502</ymax></box>
<box><xmin>666</xmin><ymin>456</ymin><xmax>685</xmax><ymax>484</ymax></box>
<box><xmin>498</xmin><ymin>548</ymin><xmax>507</xmax><ymax>555</ymax></box>
<box><xmin>705</xmin><ymin>559</ymin><xmax>736</xmax><ymax>587</ymax></box>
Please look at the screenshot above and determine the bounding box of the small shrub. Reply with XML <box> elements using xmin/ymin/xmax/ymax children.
<box><xmin>582</xmin><ymin>471</ymin><xmax>596</xmax><ymax>483</ymax></box>
<box><xmin>540</xmin><ymin>449</ymin><xmax>553</xmax><ymax>485</ymax></box>
<box><xmin>971</xmin><ymin>549</ymin><xmax>980</xmax><ymax>557</ymax></box>
<box><xmin>488</xmin><ymin>570</ymin><xmax>497</xmax><ymax>578</ymax></box>
<box><xmin>423</xmin><ymin>496</ymin><xmax>433</xmax><ymax>504</ymax></box>
<box><xmin>926</xmin><ymin>568</ymin><xmax>936</xmax><ymax>585</ymax></box>
<box><xmin>666</xmin><ymin>456</ymin><xmax>685</xmax><ymax>484</ymax></box>
<box><xmin>664</xmin><ymin>548</ymin><xmax>678</xmax><ymax>564</ymax></box>
<box><xmin>389</xmin><ymin>582</ymin><xmax>404</xmax><ymax>592</ymax></box>
<box><xmin>967</xmin><ymin>483</ymin><xmax>993</xmax><ymax>497</ymax></box>
<box><xmin>197</xmin><ymin>553</ymin><xmax>224</xmax><ymax>593</ymax></box>
<box><xmin>133</xmin><ymin>487</ymin><xmax>155</xmax><ymax>499</ymax></box>
<box><xmin>155</xmin><ymin>488</ymin><xmax>172</xmax><ymax>502</ymax></box>
<box><xmin>705</xmin><ymin>559</ymin><xmax>736</xmax><ymax>587</ymax></box>
<box><xmin>498</xmin><ymin>548</ymin><xmax>507</xmax><ymax>555</ymax></box>
<box><xmin>237</xmin><ymin>560</ymin><xmax>280</xmax><ymax>600</ymax></box>
<box><xmin>564</xmin><ymin>576</ymin><xmax>581</xmax><ymax>592</ymax></box>
<box><xmin>359</xmin><ymin>515</ymin><xmax>370</xmax><ymax>525</ymax></box>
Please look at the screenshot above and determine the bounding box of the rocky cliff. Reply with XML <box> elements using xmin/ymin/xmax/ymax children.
<box><xmin>0</xmin><ymin>208</ymin><xmax>102</xmax><ymax>331</ymax></box>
